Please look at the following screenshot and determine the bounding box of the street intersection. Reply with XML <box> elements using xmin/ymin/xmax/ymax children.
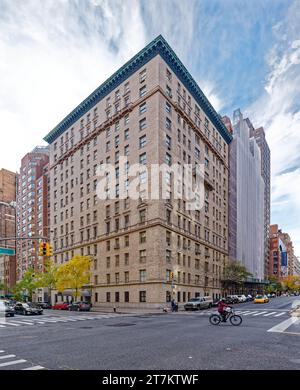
<box><xmin>0</xmin><ymin>296</ymin><xmax>299</xmax><ymax>370</ymax></box>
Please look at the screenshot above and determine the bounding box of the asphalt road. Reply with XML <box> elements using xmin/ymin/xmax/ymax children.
<box><xmin>0</xmin><ymin>296</ymin><xmax>299</xmax><ymax>370</ymax></box>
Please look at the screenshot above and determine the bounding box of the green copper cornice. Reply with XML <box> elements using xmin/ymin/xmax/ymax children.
<box><xmin>44</xmin><ymin>35</ymin><xmax>232</xmax><ymax>144</ymax></box>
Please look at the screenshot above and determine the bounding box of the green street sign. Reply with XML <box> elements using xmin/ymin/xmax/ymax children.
<box><xmin>0</xmin><ymin>247</ymin><xmax>15</xmax><ymax>256</ymax></box>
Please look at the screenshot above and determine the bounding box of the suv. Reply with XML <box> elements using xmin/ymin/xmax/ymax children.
<box><xmin>68</xmin><ymin>301</ymin><xmax>91</xmax><ymax>312</ymax></box>
<box><xmin>14</xmin><ymin>302</ymin><xmax>43</xmax><ymax>315</ymax></box>
<box><xmin>184</xmin><ymin>296</ymin><xmax>213</xmax><ymax>311</ymax></box>
<box><xmin>0</xmin><ymin>300</ymin><xmax>15</xmax><ymax>317</ymax></box>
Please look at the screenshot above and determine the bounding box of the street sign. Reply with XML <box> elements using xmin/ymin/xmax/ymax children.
<box><xmin>0</xmin><ymin>247</ymin><xmax>15</xmax><ymax>256</ymax></box>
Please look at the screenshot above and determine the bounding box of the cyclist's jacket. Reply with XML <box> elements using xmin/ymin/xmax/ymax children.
<box><xmin>217</xmin><ymin>301</ymin><xmax>229</xmax><ymax>313</ymax></box>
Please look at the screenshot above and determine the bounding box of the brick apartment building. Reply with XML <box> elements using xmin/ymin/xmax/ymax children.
<box><xmin>269</xmin><ymin>224</ymin><xmax>288</xmax><ymax>279</ymax></box>
<box><xmin>44</xmin><ymin>35</ymin><xmax>232</xmax><ymax>308</ymax></box>
<box><xmin>16</xmin><ymin>147</ymin><xmax>50</xmax><ymax>280</ymax></box>
<box><xmin>0</xmin><ymin>168</ymin><xmax>17</xmax><ymax>292</ymax></box>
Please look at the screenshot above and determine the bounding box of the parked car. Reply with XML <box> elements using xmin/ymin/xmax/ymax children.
<box><xmin>37</xmin><ymin>302</ymin><xmax>52</xmax><ymax>309</ymax></box>
<box><xmin>225</xmin><ymin>295</ymin><xmax>239</xmax><ymax>304</ymax></box>
<box><xmin>52</xmin><ymin>302</ymin><xmax>70</xmax><ymax>310</ymax></box>
<box><xmin>68</xmin><ymin>301</ymin><xmax>91</xmax><ymax>312</ymax></box>
<box><xmin>237</xmin><ymin>294</ymin><xmax>247</xmax><ymax>303</ymax></box>
<box><xmin>184</xmin><ymin>296</ymin><xmax>213</xmax><ymax>311</ymax></box>
<box><xmin>254</xmin><ymin>294</ymin><xmax>269</xmax><ymax>304</ymax></box>
<box><xmin>0</xmin><ymin>300</ymin><xmax>15</xmax><ymax>317</ymax></box>
<box><xmin>14</xmin><ymin>302</ymin><xmax>43</xmax><ymax>315</ymax></box>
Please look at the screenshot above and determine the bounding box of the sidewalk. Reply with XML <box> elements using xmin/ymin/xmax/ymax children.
<box><xmin>290</xmin><ymin>299</ymin><xmax>300</xmax><ymax>317</ymax></box>
<box><xmin>91</xmin><ymin>306</ymin><xmax>185</xmax><ymax>315</ymax></box>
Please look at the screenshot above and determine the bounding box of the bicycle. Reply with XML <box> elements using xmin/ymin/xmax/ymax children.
<box><xmin>209</xmin><ymin>307</ymin><xmax>242</xmax><ymax>326</ymax></box>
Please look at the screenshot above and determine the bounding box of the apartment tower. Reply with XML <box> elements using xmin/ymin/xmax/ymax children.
<box><xmin>228</xmin><ymin>109</ymin><xmax>265</xmax><ymax>281</ymax></box>
<box><xmin>44</xmin><ymin>35</ymin><xmax>232</xmax><ymax>308</ymax></box>
<box><xmin>16</xmin><ymin>147</ymin><xmax>50</xmax><ymax>280</ymax></box>
<box><xmin>250</xmin><ymin>126</ymin><xmax>271</xmax><ymax>279</ymax></box>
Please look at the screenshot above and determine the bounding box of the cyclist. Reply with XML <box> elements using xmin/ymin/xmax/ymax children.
<box><xmin>217</xmin><ymin>298</ymin><xmax>231</xmax><ymax>322</ymax></box>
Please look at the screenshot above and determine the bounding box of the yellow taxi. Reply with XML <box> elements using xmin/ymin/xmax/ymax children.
<box><xmin>254</xmin><ymin>294</ymin><xmax>269</xmax><ymax>304</ymax></box>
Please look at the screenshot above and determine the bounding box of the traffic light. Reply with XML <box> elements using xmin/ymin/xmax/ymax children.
<box><xmin>170</xmin><ymin>272</ymin><xmax>174</xmax><ymax>280</ymax></box>
<box><xmin>48</xmin><ymin>244</ymin><xmax>53</xmax><ymax>257</ymax></box>
<box><xmin>39</xmin><ymin>242</ymin><xmax>48</xmax><ymax>256</ymax></box>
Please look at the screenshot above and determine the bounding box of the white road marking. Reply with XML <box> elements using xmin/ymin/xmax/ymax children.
<box><xmin>0</xmin><ymin>354</ymin><xmax>16</xmax><ymax>360</ymax></box>
<box><xmin>0</xmin><ymin>321</ymin><xmax>20</xmax><ymax>326</ymax></box>
<box><xmin>253</xmin><ymin>311</ymin><xmax>268</xmax><ymax>316</ymax></box>
<box><xmin>263</xmin><ymin>312</ymin><xmax>278</xmax><ymax>317</ymax></box>
<box><xmin>267</xmin><ymin>317</ymin><xmax>299</xmax><ymax>333</ymax></box>
<box><xmin>22</xmin><ymin>365</ymin><xmax>45</xmax><ymax>370</ymax></box>
<box><xmin>242</xmin><ymin>311</ymin><xmax>259</xmax><ymax>316</ymax></box>
<box><xmin>0</xmin><ymin>359</ymin><xmax>27</xmax><ymax>367</ymax></box>
<box><xmin>235</xmin><ymin>311</ymin><xmax>252</xmax><ymax>314</ymax></box>
<box><xmin>274</xmin><ymin>312</ymin><xmax>286</xmax><ymax>317</ymax></box>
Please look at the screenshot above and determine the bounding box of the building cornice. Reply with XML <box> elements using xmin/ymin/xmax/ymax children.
<box><xmin>44</xmin><ymin>35</ymin><xmax>232</xmax><ymax>145</ymax></box>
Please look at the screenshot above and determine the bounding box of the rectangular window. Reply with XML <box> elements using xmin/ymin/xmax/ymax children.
<box><xmin>139</xmin><ymin>269</ymin><xmax>146</xmax><ymax>282</ymax></box>
<box><xmin>124</xmin><ymin>144</ymin><xmax>129</xmax><ymax>156</ymax></box>
<box><xmin>139</xmin><ymin>231</ymin><xmax>146</xmax><ymax>243</ymax></box>
<box><xmin>140</xmin><ymin>249</ymin><xmax>146</xmax><ymax>263</ymax></box>
<box><xmin>166</xmin><ymin>134</ymin><xmax>172</xmax><ymax>148</ymax></box>
<box><xmin>165</xmin><ymin>153</ymin><xmax>172</xmax><ymax>166</ymax></box>
<box><xmin>139</xmin><ymin>135</ymin><xmax>147</xmax><ymax>148</ymax></box>
<box><xmin>139</xmin><ymin>118</ymin><xmax>147</xmax><ymax>131</ymax></box>
<box><xmin>139</xmin><ymin>209</ymin><xmax>146</xmax><ymax>223</ymax></box>
<box><xmin>139</xmin><ymin>152</ymin><xmax>147</xmax><ymax>165</ymax></box>
<box><xmin>139</xmin><ymin>69</ymin><xmax>146</xmax><ymax>83</ymax></box>
<box><xmin>139</xmin><ymin>85</ymin><xmax>147</xmax><ymax>97</ymax></box>
<box><xmin>139</xmin><ymin>291</ymin><xmax>146</xmax><ymax>302</ymax></box>
<box><xmin>124</xmin><ymin>129</ymin><xmax>129</xmax><ymax>140</ymax></box>
<box><xmin>115</xmin><ymin>292</ymin><xmax>120</xmax><ymax>302</ymax></box>
<box><xmin>166</xmin><ymin>117</ymin><xmax>172</xmax><ymax>130</ymax></box>
<box><xmin>124</xmin><ymin>291</ymin><xmax>129</xmax><ymax>302</ymax></box>
<box><xmin>166</xmin><ymin>101</ymin><xmax>171</xmax><ymax>113</ymax></box>
<box><xmin>139</xmin><ymin>102</ymin><xmax>147</xmax><ymax>114</ymax></box>
<box><xmin>124</xmin><ymin>253</ymin><xmax>129</xmax><ymax>266</ymax></box>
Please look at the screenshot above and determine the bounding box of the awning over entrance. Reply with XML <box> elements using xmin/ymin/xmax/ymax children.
<box><xmin>61</xmin><ymin>289</ymin><xmax>91</xmax><ymax>297</ymax></box>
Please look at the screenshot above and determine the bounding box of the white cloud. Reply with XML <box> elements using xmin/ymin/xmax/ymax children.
<box><xmin>0</xmin><ymin>0</ymin><xmax>146</xmax><ymax>172</ymax></box>
<box><xmin>200</xmin><ymin>81</ymin><xmax>224</xmax><ymax>112</ymax></box>
<box><xmin>245</xmin><ymin>1</ymin><xmax>300</xmax><ymax>257</ymax></box>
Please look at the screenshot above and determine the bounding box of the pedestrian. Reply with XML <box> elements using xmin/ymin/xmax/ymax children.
<box><xmin>171</xmin><ymin>299</ymin><xmax>176</xmax><ymax>312</ymax></box>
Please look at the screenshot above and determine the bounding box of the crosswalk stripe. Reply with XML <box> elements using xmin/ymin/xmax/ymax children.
<box><xmin>263</xmin><ymin>312</ymin><xmax>278</xmax><ymax>316</ymax></box>
<box><xmin>235</xmin><ymin>311</ymin><xmax>251</xmax><ymax>314</ymax></box>
<box><xmin>0</xmin><ymin>321</ymin><xmax>20</xmax><ymax>326</ymax></box>
<box><xmin>22</xmin><ymin>365</ymin><xmax>45</xmax><ymax>370</ymax></box>
<box><xmin>252</xmin><ymin>311</ymin><xmax>268</xmax><ymax>316</ymax></box>
<box><xmin>267</xmin><ymin>317</ymin><xmax>298</xmax><ymax>333</ymax></box>
<box><xmin>0</xmin><ymin>354</ymin><xmax>16</xmax><ymax>360</ymax></box>
<box><xmin>242</xmin><ymin>311</ymin><xmax>259</xmax><ymax>316</ymax></box>
<box><xmin>0</xmin><ymin>350</ymin><xmax>4</xmax><ymax>353</ymax></box>
<box><xmin>17</xmin><ymin>321</ymin><xmax>35</xmax><ymax>325</ymax></box>
<box><xmin>0</xmin><ymin>359</ymin><xmax>27</xmax><ymax>367</ymax></box>
<box><xmin>0</xmin><ymin>325</ymin><xmax>5</xmax><ymax>328</ymax></box>
<box><xmin>274</xmin><ymin>312</ymin><xmax>286</xmax><ymax>317</ymax></box>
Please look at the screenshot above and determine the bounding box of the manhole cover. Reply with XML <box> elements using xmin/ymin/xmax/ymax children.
<box><xmin>106</xmin><ymin>323</ymin><xmax>136</xmax><ymax>327</ymax></box>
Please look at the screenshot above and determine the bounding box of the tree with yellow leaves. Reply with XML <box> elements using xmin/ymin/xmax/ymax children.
<box><xmin>56</xmin><ymin>255</ymin><xmax>92</xmax><ymax>301</ymax></box>
<box><xmin>281</xmin><ymin>275</ymin><xmax>300</xmax><ymax>292</ymax></box>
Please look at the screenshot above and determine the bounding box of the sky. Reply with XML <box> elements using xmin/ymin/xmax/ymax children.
<box><xmin>0</xmin><ymin>0</ymin><xmax>300</xmax><ymax>256</ymax></box>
